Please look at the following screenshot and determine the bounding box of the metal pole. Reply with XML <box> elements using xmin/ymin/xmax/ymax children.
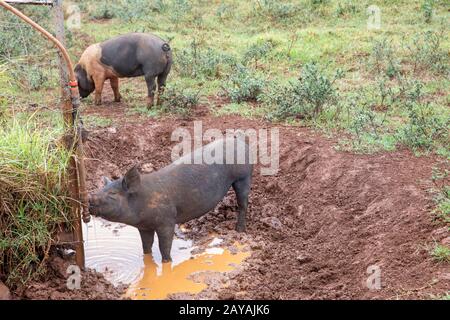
<box><xmin>4</xmin><ymin>0</ymin><xmax>54</xmax><ymax>5</ymax></box>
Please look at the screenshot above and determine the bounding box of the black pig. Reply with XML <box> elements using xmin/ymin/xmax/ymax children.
<box><xmin>89</xmin><ymin>137</ymin><xmax>253</xmax><ymax>262</ymax></box>
<box><xmin>74</xmin><ymin>32</ymin><xmax>172</xmax><ymax>107</ymax></box>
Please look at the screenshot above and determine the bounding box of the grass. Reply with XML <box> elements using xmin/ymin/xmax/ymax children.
<box><xmin>83</xmin><ymin>115</ymin><xmax>113</xmax><ymax>129</ymax></box>
<box><xmin>428</xmin><ymin>167</ymin><xmax>450</xmax><ymax>267</ymax></box>
<box><xmin>72</xmin><ymin>0</ymin><xmax>449</xmax><ymax>155</ymax></box>
<box><xmin>212</xmin><ymin>102</ymin><xmax>269</xmax><ymax>119</ymax></box>
<box><xmin>127</xmin><ymin>104</ymin><xmax>162</xmax><ymax>118</ymax></box>
<box><xmin>431</xmin><ymin>167</ymin><xmax>450</xmax><ymax>226</ymax></box>
<box><xmin>434</xmin><ymin>188</ymin><xmax>450</xmax><ymax>225</ymax></box>
<box><xmin>0</xmin><ymin>112</ymin><xmax>73</xmax><ymax>287</ymax></box>
<box><xmin>336</xmin><ymin>134</ymin><xmax>397</xmax><ymax>154</ymax></box>
<box><xmin>431</xmin><ymin>244</ymin><xmax>450</xmax><ymax>263</ymax></box>
<box><xmin>440</xmin><ymin>293</ymin><xmax>450</xmax><ymax>300</ymax></box>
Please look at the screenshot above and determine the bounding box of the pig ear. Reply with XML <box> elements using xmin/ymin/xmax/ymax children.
<box><xmin>75</xmin><ymin>64</ymin><xmax>94</xmax><ymax>92</ymax></box>
<box><xmin>102</xmin><ymin>176</ymin><xmax>112</xmax><ymax>186</ymax></box>
<box><xmin>122</xmin><ymin>165</ymin><xmax>141</xmax><ymax>193</ymax></box>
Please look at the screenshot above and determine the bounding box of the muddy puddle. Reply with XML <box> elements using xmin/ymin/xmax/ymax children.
<box><xmin>82</xmin><ymin>217</ymin><xmax>249</xmax><ymax>299</ymax></box>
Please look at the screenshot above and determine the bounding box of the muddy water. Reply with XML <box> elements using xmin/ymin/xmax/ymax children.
<box><xmin>82</xmin><ymin>217</ymin><xmax>249</xmax><ymax>299</ymax></box>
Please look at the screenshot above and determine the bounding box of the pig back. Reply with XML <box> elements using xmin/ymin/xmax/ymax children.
<box><xmin>157</xmin><ymin>137</ymin><xmax>253</xmax><ymax>223</ymax></box>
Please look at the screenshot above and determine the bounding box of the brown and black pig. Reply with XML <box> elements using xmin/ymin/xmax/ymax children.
<box><xmin>89</xmin><ymin>137</ymin><xmax>253</xmax><ymax>262</ymax></box>
<box><xmin>74</xmin><ymin>32</ymin><xmax>172</xmax><ymax>107</ymax></box>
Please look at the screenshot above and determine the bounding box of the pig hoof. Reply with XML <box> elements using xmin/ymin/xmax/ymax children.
<box><xmin>236</xmin><ymin>225</ymin><xmax>246</xmax><ymax>233</ymax></box>
<box><xmin>162</xmin><ymin>258</ymin><xmax>172</xmax><ymax>263</ymax></box>
<box><xmin>146</xmin><ymin>97</ymin><xmax>154</xmax><ymax>108</ymax></box>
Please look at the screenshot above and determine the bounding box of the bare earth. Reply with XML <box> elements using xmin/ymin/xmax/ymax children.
<box><xmin>72</xmin><ymin>95</ymin><xmax>449</xmax><ymax>300</ymax></box>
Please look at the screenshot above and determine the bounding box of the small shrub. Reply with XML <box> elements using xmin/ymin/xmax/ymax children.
<box><xmin>149</xmin><ymin>0</ymin><xmax>169</xmax><ymax>13</ymax></box>
<box><xmin>168</xmin><ymin>0</ymin><xmax>193</xmax><ymax>24</ymax></box>
<box><xmin>395</xmin><ymin>80</ymin><xmax>449</xmax><ymax>152</ymax></box>
<box><xmin>372</xmin><ymin>77</ymin><xmax>399</xmax><ymax>110</ymax></box>
<box><xmin>159</xmin><ymin>87</ymin><xmax>201</xmax><ymax>117</ymax></box>
<box><xmin>216</xmin><ymin>2</ymin><xmax>235</xmax><ymax>20</ymax></box>
<box><xmin>25</xmin><ymin>66</ymin><xmax>50</xmax><ymax>91</ymax></box>
<box><xmin>115</xmin><ymin>0</ymin><xmax>151</xmax><ymax>23</ymax></box>
<box><xmin>369</xmin><ymin>39</ymin><xmax>401</xmax><ymax>79</ymax></box>
<box><xmin>224</xmin><ymin>64</ymin><xmax>266</xmax><ymax>103</ymax></box>
<box><xmin>298</xmin><ymin>63</ymin><xmax>343</xmax><ymax>116</ymax></box>
<box><xmin>336</xmin><ymin>82</ymin><xmax>403</xmax><ymax>153</ymax></box>
<box><xmin>90</xmin><ymin>1</ymin><xmax>116</xmax><ymax>20</ymax></box>
<box><xmin>405</xmin><ymin>30</ymin><xmax>449</xmax><ymax>75</ymax></box>
<box><xmin>422</xmin><ymin>0</ymin><xmax>434</xmax><ymax>23</ymax></box>
<box><xmin>6</xmin><ymin>60</ymin><xmax>53</xmax><ymax>91</ymax></box>
<box><xmin>261</xmin><ymin>82</ymin><xmax>300</xmax><ymax>120</ymax></box>
<box><xmin>0</xmin><ymin>7</ymin><xmax>53</xmax><ymax>59</ymax></box>
<box><xmin>264</xmin><ymin>63</ymin><xmax>343</xmax><ymax>120</ymax></box>
<box><xmin>175</xmin><ymin>39</ymin><xmax>236</xmax><ymax>79</ymax></box>
<box><xmin>397</xmin><ymin>101</ymin><xmax>448</xmax><ymax>151</ymax></box>
<box><xmin>335</xmin><ymin>1</ymin><xmax>359</xmax><ymax>17</ymax></box>
<box><xmin>310</xmin><ymin>0</ymin><xmax>329</xmax><ymax>8</ymax></box>
<box><xmin>254</xmin><ymin>0</ymin><xmax>299</xmax><ymax>20</ymax></box>
<box><xmin>243</xmin><ymin>40</ymin><xmax>275</xmax><ymax>69</ymax></box>
<box><xmin>349</xmin><ymin>101</ymin><xmax>381</xmax><ymax>143</ymax></box>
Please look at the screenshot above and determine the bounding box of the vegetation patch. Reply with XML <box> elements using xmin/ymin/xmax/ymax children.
<box><xmin>263</xmin><ymin>62</ymin><xmax>342</xmax><ymax>121</ymax></box>
<box><xmin>223</xmin><ymin>64</ymin><xmax>266</xmax><ymax>103</ymax></box>
<box><xmin>431</xmin><ymin>244</ymin><xmax>450</xmax><ymax>263</ymax></box>
<box><xmin>159</xmin><ymin>86</ymin><xmax>201</xmax><ymax>118</ymax></box>
<box><xmin>0</xmin><ymin>113</ymin><xmax>72</xmax><ymax>288</ymax></box>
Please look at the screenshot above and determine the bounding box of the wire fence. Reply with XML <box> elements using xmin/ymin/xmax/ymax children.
<box><xmin>0</xmin><ymin>4</ymin><xmax>62</xmax><ymax>108</ymax></box>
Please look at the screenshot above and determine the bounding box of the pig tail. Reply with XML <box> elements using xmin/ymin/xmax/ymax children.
<box><xmin>162</xmin><ymin>43</ymin><xmax>171</xmax><ymax>52</ymax></box>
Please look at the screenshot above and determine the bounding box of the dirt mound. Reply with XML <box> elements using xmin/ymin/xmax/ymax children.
<box><xmin>84</xmin><ymin>112</ymin><xmax>449</xmax><ymax>300</ymax></box>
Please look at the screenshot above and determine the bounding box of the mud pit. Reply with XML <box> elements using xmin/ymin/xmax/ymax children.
<box><xmin>83</xmin><ymin>217</ymin><xmax>250</xmax><ymax>299</ymax></box>
<box><xmin>82</xmin><ymin>102</ymin><xmax>449</xmax><ymax>300</ymax></box>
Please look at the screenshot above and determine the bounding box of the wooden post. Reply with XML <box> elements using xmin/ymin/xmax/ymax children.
<box><xmin>53</xmin><ymin>0</ymin><xmax>86</xmax><ymax>270</ymax></box>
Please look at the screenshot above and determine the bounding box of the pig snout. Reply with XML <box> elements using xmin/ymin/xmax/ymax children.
<box><xmin>88</xmin><ymin>194</ymin><xmax>100</xmax><ymax>216</ymax></box>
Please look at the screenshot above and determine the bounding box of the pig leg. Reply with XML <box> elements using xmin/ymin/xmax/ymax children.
<box><xmin>156</xmin><ymin>70</ymin><xmax>170</xmax><ymax>106</ymax></box>
<box><xmin>156</xmin><ymin>224</ymin><xmax>175</xmax><ymax>263</ymax></box>
<box><xmin>144</xmin><ymin>74</ymin><xmax>157</xmax><ymax>108</ymax></box>
<box><xmin>92</xmin><ymin>75</ymin><xmax>105</xmax><ymax>106</ymax></box>
<box><xmin>139</xmin><ymin>229</ymin><xmax>155</xmax><ymax>254</ymax></box>
<box><xmin>110</xmin><ymin>77</ymin><xmax>121</xmax><ymax>102</ymax></box>
<box><xmin>232</xmin><ymin>177</ymin><xmax>251</xmax><ymax>232</ymax></box>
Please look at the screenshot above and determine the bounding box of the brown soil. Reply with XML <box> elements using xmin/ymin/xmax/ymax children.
<box><xmin>13</xmin><ymin>253</ymin><xmax>126</xmax><ymax>300</ymax></box>
<box><xmin>78</xmin><ymin>93</ymin><xmax>449</xmax><ymax>300</ymax></box>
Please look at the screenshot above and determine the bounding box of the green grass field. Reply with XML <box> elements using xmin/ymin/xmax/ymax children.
<box><xmin>2</xmin><ymin>0</ymin><xmax>448</xmax><ymax>154</ymax></box>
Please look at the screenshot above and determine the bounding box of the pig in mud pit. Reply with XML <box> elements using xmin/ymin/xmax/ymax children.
<box><xmin>89</xmin><ymin>137</ymin><xmax>253</xmax><ymax>262</ymax></box>
<box><xmin>74</xmin><ymin>32</ymin><xmax>172</xmax><ymax>107</ymax></box>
